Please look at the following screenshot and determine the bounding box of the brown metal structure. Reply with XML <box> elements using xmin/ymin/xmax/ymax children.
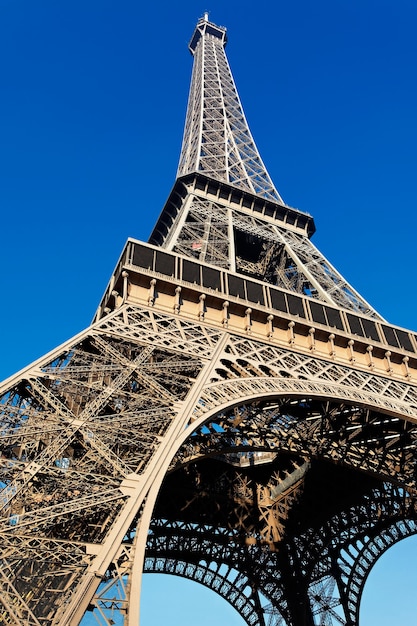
<box><xmin>1</xmin><ymin>14</ymin><xmax>417</xmax><ymax>626</ymax></box>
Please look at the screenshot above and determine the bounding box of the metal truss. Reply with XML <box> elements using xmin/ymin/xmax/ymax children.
<box><xmin>171</xmin><ymin>196</ymin><xmax>231</xmax><ymax>269</ymax></box>
<box><xmin>0</xmin><ymin>302</ymin><xmax>416</xmax><ymax>624</ymax></box>
<box><xmin>1</xmin><ymin>13</ymin><xmax>416</xmax><ymax>626</ymax></box>
<box><xmin>177</xmin><ymin>14</ymin><xmax>283</xmax><ymax>203</ymax></box>
<box><xmin>144</xmin><ymin>556</ymin><xmax>267</xmax><ymax>626</ymax></box>
<box><xmin>148</xmin><ymin>448</ymin><xmax>417</xmax><ymax>626</ymax></box>
<box><xmin>0</xmin><ymin>305</ymin><xmax>210</xmax><ymax>625</ymax></box>
<box><xmin>168</xmin><ymin>193</ymin><xmax>380</xmax><ymax>317</ymax></box>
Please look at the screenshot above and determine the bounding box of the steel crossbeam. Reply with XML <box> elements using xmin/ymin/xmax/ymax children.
<box><xmin>0</xmin><ymin>13</ymin><xmax>416</xmax><ymax>626</ymax></box>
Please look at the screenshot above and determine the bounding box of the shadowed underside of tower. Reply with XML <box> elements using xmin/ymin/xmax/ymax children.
<box><xmin>0</xmin><ymin>13</ymin><xmax>417</xmax><ymax>626</ymax></box>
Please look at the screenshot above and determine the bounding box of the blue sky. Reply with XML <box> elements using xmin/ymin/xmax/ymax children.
<box><xmin>1</xmin><ymin>0</ymin><xmax>417</xmax><ymax>624</ymax></box>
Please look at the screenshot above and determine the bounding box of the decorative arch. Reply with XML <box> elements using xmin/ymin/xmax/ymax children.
<box><xmin>344</xmin><ymin>519</ymin><xmax>417</xmax><ymax>624</ymax></box>
<box><xmin>139</xmin><ymin>379</ymin><xmax>417</xmax><ymax>626</ymax></box>
<box><xmin>144</xmin><ymin>556</ymin><xmax>267</xmax><ymax>626</ymax></box>
<box><xmin>172</xmin><ymin>378</ymin><xmax>417</xmax><ymax>490</ymax></box>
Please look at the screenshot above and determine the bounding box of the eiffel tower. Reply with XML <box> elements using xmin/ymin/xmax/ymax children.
<box><xmin>1</xmin><ymin>13</ymin><xmax>417</xmax><ymax>626</ymax></box>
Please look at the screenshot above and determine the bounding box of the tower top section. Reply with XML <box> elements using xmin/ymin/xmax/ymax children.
<box><xmin>177</xmin><ymin>16</ymin><xmax>284</xmax><ymax>203</ymax></box>
<box><xmin>189</xmin><ymin>13</ymin><xmax>227</xmax><ymax>53</ymax></box>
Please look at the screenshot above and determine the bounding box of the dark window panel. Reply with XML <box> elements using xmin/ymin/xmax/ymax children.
<box><xmin>228</xmin><ymin>275</ymin><xmax>246</xmax><ymax>298</ymax></box>
<box><xmin>395</xmin><ymin>329</ymin><xmax>414</xmax><ymax>352</ymax></box>
<box><xmin>202</xmin><ymin>266</ymin><xmax>221</xmax><ymax>290</ymax></box>
<box><xmin>325</xmin><ymin>307</ymin><xmax>344</xmax><ymax>330</ymax></box>
<box><xmin>270</xmin><ymin>289</ymin><xmax>287</xmax><ymax>313</ymax></box>
<box><xmin>246</xmin><ymin>281</ymin><xmax>264</xmax><ymax>305</ymax></box>
<box><xmin>182</xmin><ymin>259</ymin><xmax>201</xmax><ymax>284</ymax></box>
<box><xmin>178</xmin><ymin>184</ymin><xmax>188</xmax><ymax>199</ymax></box>
<box><xmin>275</xmin><ymin>207</ymin><xmax>285</xmax><ymax>221</ymax></box>
<box><xmin>287</xmin><ymin>294</ymin><xmax>306</xmax><ymax>318</ymax></box>
<box><xmin>310</xmin><ymin>301</ymin><xmax>327</xmax><ymax>325</ymax></box>
<box><xmin>155</xmin><ymin>251</ymin><xmax>175</xmax><ymax>276</ymax></box>
<box><xmin>132</xmin><ymin>244</ymin><xmax>154</xmax><ymax>270</ymax></box>
<box><xmin>381</xmin><ymin>325</ymin><xmax>399</xmax><ymax>348</ymax></box>
<box><xmin>361</xmin><ymin>318</ymin><xmax>380</xmax><ymax>342</ymax></box>
<box><xmin>347</xmin><ymin>314</ymin><xmax>364</xmax><ymax>336</ymax></box>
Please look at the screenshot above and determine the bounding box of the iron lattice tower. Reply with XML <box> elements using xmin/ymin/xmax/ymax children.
<box><xmin>1</xmin><ymin>14</ymin><xmax>417</xmax><ymax>626</ymax></box>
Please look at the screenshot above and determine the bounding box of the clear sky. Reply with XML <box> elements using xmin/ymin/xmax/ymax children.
<box><xmin>1</xmin><ymin>0</ymin><xmax>417</xmax><ymax>624</ymax></box>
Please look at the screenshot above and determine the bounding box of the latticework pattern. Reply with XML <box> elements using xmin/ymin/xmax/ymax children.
<box><xmin>0</xmin><ymin>303</ymin><xmax>416</xmax><ymax>624</ymax></box>
<box><xmin>168</xmin><ymin>192</ymin><xmax>380</xmax><ymax>317</ymax></box>
<box><xmin>177</xmin><ymin>16</ymin><xmax>283</xmax><ymax>203</ymax></box>
<box><xmin>0</xmin><ymin>13</ymin><xmax>416</xmax><ymax>626</ymax></box>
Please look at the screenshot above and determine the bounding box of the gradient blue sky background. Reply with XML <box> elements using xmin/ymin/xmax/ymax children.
<box><xmin>1</xmin><ymin>1</ymin><xmax>417</xmax><ymax>624</ymax></box>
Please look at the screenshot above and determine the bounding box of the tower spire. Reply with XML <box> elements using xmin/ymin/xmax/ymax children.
<box><xmin>151</xmin><ymin>19</ymin><xmax>380</xmax><ymax>318</ymax></box>
<box><xmin>177</xmin><ymin>15</ymin><xmax>284</xmax><ymax>203</ymax></box>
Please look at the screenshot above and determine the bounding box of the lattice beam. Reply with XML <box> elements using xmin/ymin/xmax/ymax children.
<box><xmin>177</xmin><ymin>15</ymin><xmax>283</xmax><ymax>203</ymax></box>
